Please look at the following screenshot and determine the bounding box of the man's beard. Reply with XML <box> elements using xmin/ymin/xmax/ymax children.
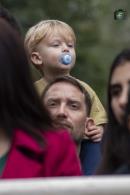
<box><xmin>53</xmin><ymin>120</ymin><xmax>82</xmax><ymax>145</ymax></box>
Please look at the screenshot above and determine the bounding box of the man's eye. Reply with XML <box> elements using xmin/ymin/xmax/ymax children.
<box><xmin>70</xmin><ymin>104</ymin><xmax>79</xmax><ymax>110</ymax></box>
<box><xmin>47</xmin><ymin>102</ymin><xmax>57</xmax><ymax>107</ymax></box>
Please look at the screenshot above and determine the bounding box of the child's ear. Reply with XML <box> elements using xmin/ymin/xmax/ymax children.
<box><xmin>85</xmin><ymin>117</ymin><xmax>95</xmax><ymax>134</ymax></box>
<box><xmin>31</xmin><ymin>52</ymin><xmax>43</xmax><ymax>68</ymax></box>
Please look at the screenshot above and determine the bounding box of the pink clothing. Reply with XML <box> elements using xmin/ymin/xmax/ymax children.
<box><xmin>1</xmin><ymin>128</ymin><xmax>82</xmax><ymax>179</ymax></box>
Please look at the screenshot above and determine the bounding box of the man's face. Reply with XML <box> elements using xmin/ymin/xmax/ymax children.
<box><xmin>110</xmin><ymin>62</ymin><xmax>130</xmax><ymax>124</ymax></box>
<box><xmin>43</xmin><ymin>82</ymin><xmax>88</xmax><ymax>143</ymax></box>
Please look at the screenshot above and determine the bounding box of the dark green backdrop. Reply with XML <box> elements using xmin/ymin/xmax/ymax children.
<box><xmin>1</xmin><ymin>0</ymin><xmax>130</xmax><ymax>106</ymax></box>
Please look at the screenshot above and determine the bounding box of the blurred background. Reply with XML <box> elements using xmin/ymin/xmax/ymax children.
<box><xmin>0</xmin><ymin>0</ymin><xmax>130</xmax><ymax>106</ymax></box>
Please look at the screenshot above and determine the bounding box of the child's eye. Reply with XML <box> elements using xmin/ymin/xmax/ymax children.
<box><xmin>51</xmin><ymin>42</ymin><xmax>60</xmax><ymax>47</ymax></box>
<box><xmin>52</xmin><ymin>43</ymin><xmax>60</xmax><ymax>47</ymax></box>
<box><xmin>68</xmin><ymin>43</ymin><xmax>74</xmax><ymax>48</ymax></box>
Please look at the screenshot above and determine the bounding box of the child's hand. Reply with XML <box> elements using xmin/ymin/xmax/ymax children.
<box><xmin>85</xmin><ymin>125</ymin><xmax>104</xmax><ymax>142</ymax></box>
<box><xmin>84</xmin><ymin>118</ymin><xmax>104</xmax><ymax>142</ymax></box>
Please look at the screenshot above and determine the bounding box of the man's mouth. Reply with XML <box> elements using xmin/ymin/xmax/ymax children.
<box><xmin>53</xmin><ymin>121</ymin><xmax>73</xmax><ymax>131</ymax></box>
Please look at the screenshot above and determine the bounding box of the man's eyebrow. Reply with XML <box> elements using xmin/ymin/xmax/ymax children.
<box><xmin>68</xmin><ymin>99</ymin><xmax>81</xmax><ymax>103</ymax></box>
<box><xmin>45</xmin><ymin>97</ymin><xmax>58</xmax><ymax>101</ymax></box>
<box><xmin>45</xmin><ymin>97</ymin><xmax>61</xmax><ymax>102</ymax></box>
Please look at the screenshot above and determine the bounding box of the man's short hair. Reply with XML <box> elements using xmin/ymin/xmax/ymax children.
<box><xmin>41</xmin><ymin>76</ymin><xmax>91</xmax><ymax>116</ymax></box>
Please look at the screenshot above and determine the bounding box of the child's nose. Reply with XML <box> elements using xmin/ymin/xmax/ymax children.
<box><xmin>62</xmin><ymin>44</ymin><xmax>69</xmax><ymax>52</ymax></box>
<box><xmin>63</xmin><ymin>48</ymin><xmax>69</xmax><ymax>52</ymax></box>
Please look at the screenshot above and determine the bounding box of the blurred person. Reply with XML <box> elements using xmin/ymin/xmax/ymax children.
<box><xmin>0</xmin><ymin>6</ymin><xmax>22</xmax><ymax>35</ymax></box>
<box><xmin>0</xmin><ymin>6</ymin><xmax>42</xmax><ymax>81</ymax></box>
<box><xmin>113</xmin><ymin>86</ymin><xmax>130</xmax><ymax>174</ymax></box>
<box><xmin>42</xmin><ymin>76</ymin><xmax>102</xmax><ymax>175</ymax></box>
<box><xmin>25</xmin><ymin>20</ymin><xmax>107</xmax><ymax>174</ymax></box>
<box><xmin>97</xmin><ymin>49</ymin><xmax>130</xmax><ymax>174</ymax></box>
<box><xmin>0</xmin><ymin>19</ymin><xmax>82</xmax><ymax>179</ymax></box>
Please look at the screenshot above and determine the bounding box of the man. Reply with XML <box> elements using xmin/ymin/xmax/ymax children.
<box><xmin>42</xmin><ymin>76</ymin><xmax>102</xmax><ymax>175</ymax></box>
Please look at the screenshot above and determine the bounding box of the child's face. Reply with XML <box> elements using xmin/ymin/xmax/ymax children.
<box><xmin>35</xmin><ymin>31</ymin><xmax>76</xmax><ymax>74</ymax></box>
<box><xmin>110</xmin><ymin>62</ymin><xmax>130</xmax><ymax>124</ymax></box>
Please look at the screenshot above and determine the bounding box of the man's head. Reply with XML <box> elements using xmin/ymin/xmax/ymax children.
<box><xmin>42</xmin><ymin>76</ymin><xmax>92</xmax><ymax>145</ymax></box>
<box><xmin>25</xmin><ymin>20</ymin><xmax>76</xmax><ymax>76</ymax></box>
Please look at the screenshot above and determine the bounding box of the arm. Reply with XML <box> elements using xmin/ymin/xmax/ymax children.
<box><xmin>85</xmin><ymin>124</ymin><xmax>104</xmax><ymax>142</ymax></box>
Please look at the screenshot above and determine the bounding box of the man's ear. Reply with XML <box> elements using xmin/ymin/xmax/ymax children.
<box><xmin>85</xmin><ymin>117</ymin><xmax>95</xmax><ymax>134</ymax></box>
<box><xmin>31</xmin><ymin>52</ymin><xmax>43</xmax><ymax>69</ymax></box>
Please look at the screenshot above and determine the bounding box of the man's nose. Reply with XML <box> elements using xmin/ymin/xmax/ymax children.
<box><xmin>57</xmin><ymin>104</ymin><xmax>68</xmax><ymax>118</ymax></box>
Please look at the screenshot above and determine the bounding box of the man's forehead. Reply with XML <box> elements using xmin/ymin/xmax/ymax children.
<box><xmin>44</xmin><ymin>82</ymin><xmax>85</xmax><ymax>99</ymax></box>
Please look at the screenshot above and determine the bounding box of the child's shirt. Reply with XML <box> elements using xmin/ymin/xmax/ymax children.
<box><xmin>34</xmin><ymin>76</ymin><xmax>107</xmax><ymax>126</ymax></box>
<box><xmin>76</xmin><ymin>78</ymin><xmax>107</xmax><ymax>125</ymax></box>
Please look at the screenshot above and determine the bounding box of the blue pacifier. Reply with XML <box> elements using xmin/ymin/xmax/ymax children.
<box><xmin>60</xmin><ymin>53</ymin><xmax>72</xmax><ymax>65</ymax></box>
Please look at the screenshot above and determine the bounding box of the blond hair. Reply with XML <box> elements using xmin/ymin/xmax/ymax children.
<box><xmin>25</xmin><ymin>20</ymin><xmax>76</xmax><ymax>56</ymax></box>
